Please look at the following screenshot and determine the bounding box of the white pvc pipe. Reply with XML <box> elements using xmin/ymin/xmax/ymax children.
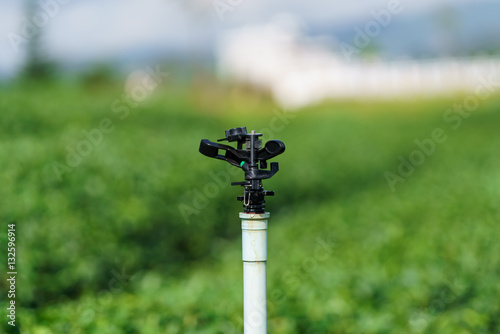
<box><xmin>240</xmin><ymin>212</ymin><xmax>269</xmax><ymax>334</ymax></box>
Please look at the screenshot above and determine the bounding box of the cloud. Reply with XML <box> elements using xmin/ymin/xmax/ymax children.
<box><xmin>47</xmin><ymin>0</ymin><xmax>189</xmax><ymax>61</ymax></box>
<box><xmin>0</xmin><ymin>1</ymin><xmax>24</xmax><ymax>77</ymax></box>
<box><xmin>0</xmin><ymin>0</ymin><xmax>494</xmax><ymax>77</ymax></box>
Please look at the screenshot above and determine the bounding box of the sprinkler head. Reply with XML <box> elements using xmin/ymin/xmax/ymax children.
<box><xmin>199</xmin><ymin>127</ymin><xmax>285</xmax><ymax>213</ymax></box>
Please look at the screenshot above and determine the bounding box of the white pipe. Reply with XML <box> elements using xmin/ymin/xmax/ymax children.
<box><xmin>240</xmin><ymin>212</ymin><xmax>269</xmax><ymax>334</ymax></box>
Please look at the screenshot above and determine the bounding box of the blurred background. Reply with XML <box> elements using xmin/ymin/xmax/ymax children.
<box><xmin>1</xmin><ymin>0</ymin><xmax>500</xmax><ymax>333</ymax></box>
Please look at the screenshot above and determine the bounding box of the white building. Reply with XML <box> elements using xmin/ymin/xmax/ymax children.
<box><xmin>216</xmin><ymin>19</ymin><xmax>500</xmax><ymax>108</ymax></box>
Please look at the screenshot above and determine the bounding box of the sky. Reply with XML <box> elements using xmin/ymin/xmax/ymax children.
<box><xmin>0</xmin><ymin>0</ymin><xmax>491</xmax><ymax>78</ymax></box>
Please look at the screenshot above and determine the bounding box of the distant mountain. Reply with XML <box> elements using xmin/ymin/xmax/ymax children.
<box><xmin>308</xmin><ymin>1</ymin><xmax>500</xmax><ymax>60</ymax></box>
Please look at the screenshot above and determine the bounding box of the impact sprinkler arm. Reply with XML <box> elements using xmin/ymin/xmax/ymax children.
<box><xmin>199</xmin><ymin>127</ymin><xmax>285</xmax><ymax>334</ymax></box>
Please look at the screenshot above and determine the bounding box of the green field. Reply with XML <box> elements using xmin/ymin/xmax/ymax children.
<box><xmin>1</xmin><ymin>80</ymin><xmax>499</xmax><ymax>333</ymax></box>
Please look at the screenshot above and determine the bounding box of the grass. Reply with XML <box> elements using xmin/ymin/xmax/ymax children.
<box><xmin>0</xmin><ymin>80</ymin><xmax>499</xmax><ymax>333</ymax></box>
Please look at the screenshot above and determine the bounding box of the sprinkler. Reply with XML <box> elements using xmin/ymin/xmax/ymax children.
<box><xmin>199</xmin><ymin>126</ymin><xmax>285</xmax><ymax>213</ymax></box>
<box><xmin>199</xmin><ymin>127</ymin><xmax>285</xmax><ymax>333</ymax></box>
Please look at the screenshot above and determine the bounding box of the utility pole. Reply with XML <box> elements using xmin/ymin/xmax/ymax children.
<box><xmin>22</xmin><ymin>0</ymin><xmax>54</xmax><ymax>80</ymax></box>
<box><xmin>199</xmin><ymin>127</ymin><xmax>285</xmax><ymax>333</ymax></box>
